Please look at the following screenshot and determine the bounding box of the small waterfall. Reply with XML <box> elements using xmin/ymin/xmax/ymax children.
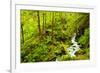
<box><xmin>56</xmin><ymin>34</ymin><xmax>80</xmax><ymax>61</ymax></box>
<box><xmin>67</xmin><ymin>35</ymin><xmax>80</xmax><ymax>57</ymax></box>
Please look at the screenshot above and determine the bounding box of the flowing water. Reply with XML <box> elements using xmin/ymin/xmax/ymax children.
<box><xmin>56</xmin><ymin>35</ymin><xmax>80</xmax><ymax>61</ymax></box>
<box><xmin>67</xmin><ymin>35</ymin><xmax>80</xmax><ymax>57</ymax></box>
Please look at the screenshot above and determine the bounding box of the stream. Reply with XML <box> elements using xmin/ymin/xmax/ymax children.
<box><xmin>56</xmin><ymin>35</ymin><xmax>80</xmax><ymax>61</ymax></box>
<box><xmin>67</xmin><ymin>35</ymin><xmax>80</xmax><ymax>57</ymax></box>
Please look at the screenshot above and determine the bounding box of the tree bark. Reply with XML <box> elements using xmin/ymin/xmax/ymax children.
<box><xmin>52</xmin><ymin>12</ymin><xmax>54</xmax><ymax>41</ymax></box>
<box><xmin>42</xmin><ymin>12</ymin><xmax>45</xmax><ymax>36</ymax></box>
<box><xmin>45</xmin><ymin>12</ymin><xmax>46</xmax><ymax>31</ymax></box>
<box><xmin>37</xmin><ymin>11</ymin><xmax>41</xmax><ymax>37</ymax></box>
<box><xmin>21</xmin><ymin>24</ymin><xmax>24</xmax><ymax>44</ymax></box>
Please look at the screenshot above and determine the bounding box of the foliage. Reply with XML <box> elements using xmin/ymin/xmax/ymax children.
<box><xmin>20</xmin><ymin>10</ymin><xmax>90</xmax><ymax>63</ymax></box>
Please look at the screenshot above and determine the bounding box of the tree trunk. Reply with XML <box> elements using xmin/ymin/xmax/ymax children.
<box><xmin>52</xmin><ymin>12</ymin><xmax>54</xmax><ymax>41</ymax></box>
<box><xmin>21</xmin><ymin>24</ymin><xmax>24</xmax><ymax>44</ymax></box>
<box><xmin>42</xmin><ymin>12</ymin><xmax>45</xmax><ymax>36</ymax></box>
<box><xmin>37</xmin><ymin>11</ymin><xmax>41</xmax><ymax>37</ymax></box>
<box><xmin>45</xmin><ymin>12</ymin><xmax>46</xmax><ymax>31</ymax></box>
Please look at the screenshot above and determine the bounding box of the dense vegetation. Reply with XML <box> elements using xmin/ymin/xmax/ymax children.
<box><xmin>20</xmin><ymin>10</ymin><xmax>90</xmax><ymax>63</ymax></box>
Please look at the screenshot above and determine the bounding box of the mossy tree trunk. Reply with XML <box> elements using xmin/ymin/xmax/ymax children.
<box><xmin>21</xmin><ymin>23</ymin><xmax>24</xmax><ymax>44</ymax></box>
<box><xmin>37</xmin><ymin>11</ymin><xmax>41</xmax><ymax>38</ymax></box>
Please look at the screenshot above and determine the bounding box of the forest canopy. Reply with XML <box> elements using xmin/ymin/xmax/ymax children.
<box><xmin>20</xmin><ymin>10</ymin><xmax>90</xmax><ymax>63</ymax></box>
